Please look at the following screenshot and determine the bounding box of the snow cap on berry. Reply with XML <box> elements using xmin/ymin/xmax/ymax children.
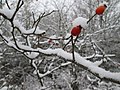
<box><xmin>72</xmin><ymin>17</ymin><xmax>88</xmax><ymax>29</ymax></box>
<box><xmin>99</xmin><ymin>1</ymin><xmax>108</xmax><ymax>7</ymax></box>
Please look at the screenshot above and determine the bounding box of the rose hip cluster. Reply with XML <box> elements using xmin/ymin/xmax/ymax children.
<box><xmin>71</xmin><ymin>4</ymin><xmax>107</xmax><ymax>36</ymax></box>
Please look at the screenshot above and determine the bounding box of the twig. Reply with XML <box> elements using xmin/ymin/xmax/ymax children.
<box><xmin>74</xmin><ymin>35</ymin><xmax>79</xmax><ymax>44</ymax></box>
<box><xmin>32</xmin><ymin>12</ymin><xmax>35</xmax><ymax>28</ymax></box>
<box><xmin>63</xmin><ymin>35</ymin><xmax>72</xmax><ymax>49</ymax></box>
<box><xmin>31</xmin><ymin>59</ymin><xmax>44</xmax><ymax>86</ymax></box>
<box><xmin>32</xmin><ymin>10</ymin><xmax>57</xmax><ymax>33</ymax></box>
<box><xmin>11</xmin><ymin>0</ymin><xmax>24</xmax><ymax>21</ymax></box>
<box><xmin>5</xmin><ymin>0</ymin><xmax>11</xmax><ymax>9</ymax></box>
<box><xmin>71</xmin><ymin>36</ymin><xmax>75</xmax><ymax>61</ymax></box>
<box><xmin>87</xmin><ymin>13</ymin><xmax>96</xmax><ymax>24</ymax></box>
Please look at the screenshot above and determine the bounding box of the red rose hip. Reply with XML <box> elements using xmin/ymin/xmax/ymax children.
<box><xmin>71</xmin><ymin>25</ymin><xmax>82</xmax><ymax>36</ymax></box>
<box><xmin>96</xmin><ymin>4</ymin><xmax>107</xmax><ymax>15</ymax></box>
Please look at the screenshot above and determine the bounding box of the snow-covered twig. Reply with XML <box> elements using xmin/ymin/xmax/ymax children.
<box><xmin>0</xmin><ymin>0</ymin><xmax>120</xmax><ymax>86</ymax></box>
<box><xmin>38</xmin><ymin>62</ymin><xmax>72</xmax><ymax>78</ymax></box>
<box><xmin>1</xmin><ymin>29</ymin><xmax>120</xmax><ymax>84</ymax></box>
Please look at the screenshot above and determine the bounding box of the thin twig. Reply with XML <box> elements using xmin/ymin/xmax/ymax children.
<box><xmin>32</xmin><ymin>10</ymin><xmax>57</xmax><ymax>33</ymax></box>
<box><xmin>5</xmin><ymin>0</ymin><xmax>11</xmax><ymax>9</ymax></box>
<box><xmin>11</xmin><ymin>0</ymin><xmax>24</xmax><ymax>21</ymax></box>
<box><xmin>32</xmin><ymin>12</ymin><xmax>35</xmax><ymax>28</ymax></box>
<box><xmin>71</xmin><ymin>36</ymin><xmax>75</xmax><ymax>61</ymax></box>
<box><xmin>63</xmin><ymin>35</ymin><xmax>72</xmax><ymax>49</ymax></box>
<box><xmin>87</xmin><ymin>13</ymin><xmax>96</xmax><ymax>24</ymax></box>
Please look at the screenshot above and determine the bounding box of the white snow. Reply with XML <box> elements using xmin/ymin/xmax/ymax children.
<box><xmin>13</xmin><ymin>20</ymin><xmax>26</xmax><ymax>33</ymax></box>
<box><xmin>0</xmin><ymin>86</ymin><xmax>8</xmax><ymax>90</ymax></box>
<box><xmin>0</xmin><ymin>8</ymin><xmax>15</xmax><ymax>19</ymax></box>
<box><xmin>2</xmin><ymin>32</ymin><xmax>120</xmax><ymax>83</ymax></box>
<box><xmin>26</xmin><ymin>52</ymin><xmax>39</xmax><ymax>59</ymax></box>
<box><xmin>36</xmin><ymin>48</ymin><xmax>120</xmax><ymax>82</ymax></box>
<box><xmin>0</xmin><ymin>30</ymin><xmax>2</xmax><ymax>34</ymax></box>
<box><xmin>95</xmin><ymin>54</ymin><xmax>115</xmax><ymax>57</ymax></box>
<box><xmin>32</xmin><ymin>60</ymin><xmax>37</xmax><ymax>69</ymax></box>
<box><xmin>33</xmin><ymin>70</ymin><xmax>37</xmax><ymax>74</ymax></box>
<box><xmin>93</xmin><ymin>59</ymin><xmax>103</xmax><ymax>66</ymax></box>
<box><xmin>23</xmin><ymin>28</ymin><xmax>45</xmax><ymax>35</ymax></box>
<box><xmin>13</xmin><ymin>20</ymin><xmax>46</xmax><ymax>35</ymax></box>
<box><xmin>72</xmin><ymin>17</ymin><xmax>88</xmax><ymax>29</ymax></box>
<box><xmin>34</xmin><ymin>28</ymin><xmax>46</xmax><ymax>35</ymax></box>
<box><xmin>99</xmin><ymin>1</ymin><xmax>108</xmax><ymax>7</ymax></box>
<box><xmin>17</xmin><ymin>42</ymin><xmax>34</xmax><ymax>51</ymax></box>
<box><xmin>7</xmin><ymin>41</ymin><xmax>22</xmax><ymax>52</ymax></box>
<box><xmin>49</xmin><ymin>35</ymin><xmax>57</xmax><ymax>39</ymax></box>
<box><xmin>89</xmin><ymin>65</ymin><xmax>120</xmax><ymax>80</ymax></box>
<box><xmin>39</xmin><ymin>48</ymin><xmax>73</xmax><ymax>60</ymax></box>
<box><xmin>0</xmin><ymin>56</ymin><xmax>3</xmax><ymax>59</ymax></box>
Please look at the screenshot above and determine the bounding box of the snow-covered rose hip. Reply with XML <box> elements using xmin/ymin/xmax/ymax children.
<box><xmin>96</xmin><ymin>4</ymin><xmax>107</xmax><ymax>15</ymax></box>
<box><xmin>71</xmin><ymin>25</ymin><xmax>82</xmax><ymax>36</ymax></box>
<box><xmin>87</xmin><ymin>4</ymin><xmax>107</xmax><ymax>23</ymax></box>
<box><xmin>71</xmin><ymin>17</ymin><xmax>88</xmax><ymax>36</ymax></box>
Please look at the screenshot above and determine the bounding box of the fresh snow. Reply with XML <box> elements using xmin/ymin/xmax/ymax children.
<box><xmin>0</xmin><ymin>1</ymin><xmax>120</xmax><ymax>85</ymax></box>
<box><xmin>26</xmin><ymin>52</ymin><xmax>39</xmax><ymax>59</ymax></box>
<box><xmin>0</xmin><ymin>86</ymin><xmax>8</xmax><ymax>90</ymax></box>
<box><xmin>99</xmin><ymin>1</ymin><xmax>108</xmax><ymax>6</ymax></box>
<box><xmin>0</xmin><ymin>8</ymin><xmax>15</xmax><ymax>19</ymax></box>
<box><xmin>2</xmin><ymin>30</ymin><xmax>120</xmax><ymax>82</ymax></box>
<box><xmin>93</xmin><ymin>59</ymin><xmax>103</xmax><ymax>66</ymax></box>
<box><xmin>0</xmin><ymin>30</ymin><xmax>2</xmax><ymax>34</ymax></box>
<box><xmin>17</xmin><ymin>42</ymin><xmax>34</xmax><ymax>51</ymax></box>
<box><xmin>13</xmin><ymin>20</ymin><xmax>46</xmax><ymax>35</ymax></box>
<box><xmin>72</xmin><ymin>17</ymin><xmax>88</xmax><ymax>29</ymax></box>
<box><xmin>5</xmin><ymin>39</ymin><xmax>120</xmax><ymax>82</ymax></box>
<box><xmin>36</xmin><ymin>48</ymin><xmax>120</xmax><ymax>82</ymax></box>
<box><xmin>23</xmin><ymin>27</ymin><xmax>45</xmax><ymax>35</ymax></box>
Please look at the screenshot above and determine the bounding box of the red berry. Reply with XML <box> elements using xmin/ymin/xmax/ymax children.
<box><xmin>48</xmin><ymin>39</ymin><xmax>52</xmax><ymax>44</ymax></box>
<box><xmin>71</xmin><ymin>25</ymin><xmax>82</xmax><ymax>36</ymax></box>
<box><xmin>96</xmin><ymin>4</ymin><xmax>107</xmax><ymax>15</ymax></box>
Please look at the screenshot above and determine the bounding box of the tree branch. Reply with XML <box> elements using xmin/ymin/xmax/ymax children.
<box><xmin>11</xmin><ymin>0</ymin><xmax>24</xmax><ymax>21</ymax></box>
<box><xmin>5</xmin><ymin>0</ymin><xmax>11</xmax><ymax>9</ymax></box>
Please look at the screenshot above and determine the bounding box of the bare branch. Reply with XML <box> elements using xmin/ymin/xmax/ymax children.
<box><xmin>5</xmin><ymin>0</ymin><xmax>11</xmax><ymax>9</ymax></box>
<box><xmin>11</xmin><ymin>0</ymin><xmax>24</xmax><ymax>21</ymax></box>
<box><xmin>32</xmin><ymin>10</ymin><xmax>57</xmax><ymax>33</ymax></box>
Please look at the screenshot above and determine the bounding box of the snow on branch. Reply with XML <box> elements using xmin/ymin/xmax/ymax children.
<box><xmin>38</xmin><ymin>48</ymin><xmax>120</xmax><ymax>84</ymax></box>
<box><xmin>1</xmin><ymin>33</ymin><xmax>120</xmax><ymax>85</ymax></box>
<box><xmin>1</xmin><ymin>23</ymin><xmax>120</xmax><ymax>85</ymax></box>
<box><xmin>0</xmin><ymin>0</ymin><xmax>120</xmax><ymax>86</ymax></box>
<box><xmin>0</xmin><ymin>0</ymin><xmax>23</xmax><ymax>21</ymax></box>
<box><xmin>37</xmin><ymin>62</ymin><xmax>72</xmax><ymax>78</ymax></box>
<box><xmin>0</xmin><ymin>8</ymin><xmax>15</xmax><ymax>19</ymax></box>
<box><xmin>9</xmin><ymin>44</ymin><xmax>120</xmax><ymax>85</ymax></box>
<box><xmin>13</xmin><ymin>20</ymin><xmax>46</xmax><ymax>35</ymax></box>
